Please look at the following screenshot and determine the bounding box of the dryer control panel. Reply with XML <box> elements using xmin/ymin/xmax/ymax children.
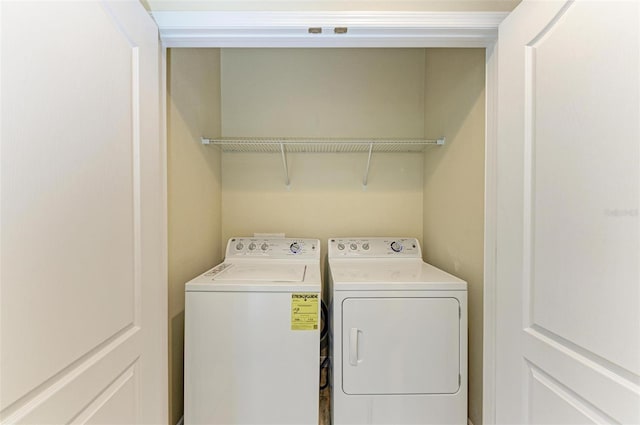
<box><xmin>226</xmin><ymin>237</ymin><xmax>320</xmax><ymax>259</ymax></box>
<box><xmin>328</xmin><ymin>237</ymin><xmax>422</xmax><ymax>258</ymax></box>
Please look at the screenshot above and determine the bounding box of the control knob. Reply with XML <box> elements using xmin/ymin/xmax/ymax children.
<box><xmin>235</xmin><ymin>242</ymin><xmax>244</xmax><ymax>250</ymax></box>
<box><xmin>362</xmin><ymin>243</ymin><xmax>370</xmax><ymax>250</ymax></box>
<box><xmin>290</xmin><ymin>242</ymin><xmax>301</xmax><ymax>254</ymax></box>
<box><xmin>337</xmin><ymin>243</ymin><xmax>345</xmax><ymax>250</ymax></box>
<box><xmin>350</xmin><ymin>243</ymin><xmax>358</xmax><ymax>251</ymax></box>
<box><xmin>261</xmin><ymin>243</ymin><xmax>269</xmax><ymax>251</ymax></box>
<box><xmin>390</xmin><ymin>241</ymin><xmax>403</xmax><ymax>253</ymax></box>
<box><xmin>248</xmin><ymin>243</ymin><xmax>256</xmax><ymax>251</ymax></box>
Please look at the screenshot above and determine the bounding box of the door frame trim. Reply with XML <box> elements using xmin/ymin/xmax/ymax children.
<box><xmin>152</xmin><ymin>11</ymin><xmax>507</xmax><ymax>48</ymax></box>
<box><xmin>153</xmin><ymin>10</ymin><xmax>503</xmax><ymax>424</ymax></box>
<box><xmin>483</xmin><ymin>40</ymin><xmax>499</xmax><ymax>425</ymax></box>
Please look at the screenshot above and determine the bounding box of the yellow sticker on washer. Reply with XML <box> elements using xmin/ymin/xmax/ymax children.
<box><xmin>291</xmin><ymin>293</ymin><xmax>319</xmax><ymax>331</ymax></box>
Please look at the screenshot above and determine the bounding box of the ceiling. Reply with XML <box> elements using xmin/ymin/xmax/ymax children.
<box><xmin>142</xmin><ymin>0</ymin><xmax>521</xmax><ymax>13</ymax></box>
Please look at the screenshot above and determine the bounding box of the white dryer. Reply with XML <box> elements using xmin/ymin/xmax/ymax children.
<box><xmin>184</xmin><ymin>237</ymin><xmax>321</xmax><ymax>425</ymax></box>
<box><xmin>328</xmin><ymin>237</ymin><xmax>467</xmax><ymax>424</ymax></box>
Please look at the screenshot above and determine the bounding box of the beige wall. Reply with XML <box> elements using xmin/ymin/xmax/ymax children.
<box><xmin>167</xmin><ymin>48</ymin><xmax>223</xmax><ymax>425</ymax></box>
<box><xmin>220</xmin><ymin>49</ymin><xmax>425</xmax><ymax>259</ymax></box>
<box><xmin>221</xmin><ymin>153</ymin><xmax>424</xmax><ymax>257</ymax></box>
<box><xmin>423</xmin><ymin>49</ymin><xmax>486</xmax><ymax>425</ymax></box>
<box><xmin>221</xmin><ymin>48</ymin><xmax>425</xmax><ymax>138</ymax></box>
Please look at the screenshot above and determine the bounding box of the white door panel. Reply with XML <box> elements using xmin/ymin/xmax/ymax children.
<box><xmin>524</xmin><ymin>329</ymin><xmax>639</xmax><ymax>424</ymax></box>
<box><xmin>529</xmin><ymin>367</ymin><xmax>606</xmax><ymax>425</ymax></box>
<box><xmin>496</xmin><ymin>0</ymin><xmax>640</xmax><ymax>423</ymax></box>
<box><xmin>82</xmin><ymin>367</ymin><xmax>137</xmax><ymax>425</ymax></box>
<box><xmin>0</xmin><ymin>1</ymin><xmax>166</xmax><ymax>424</ymax></box>
<box><xmin>528</xmin><ymin>0</ymin><xmax>639</xmax><ymax>375</ymax></box>
<box><xmin>6</xmin><ymin>331</ymin><xmax>140</xmax><ymax>424</ymax></box>
<box><xmin>1</xmin><ymin>1</ymin><xmax>136</xmax><ymax>407</ymax></box>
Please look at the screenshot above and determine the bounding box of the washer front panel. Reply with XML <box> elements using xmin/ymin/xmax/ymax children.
<box><xmin>330</xmin><ymin>285</ymin><xmax>468</xmax><ymax>425</ymax></box>
<box><xmin>341</xmin><ymin>297</ymin><xmax>460</xmax><ymax>395</ymax></box>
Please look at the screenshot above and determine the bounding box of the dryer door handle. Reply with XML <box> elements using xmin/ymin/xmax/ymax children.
<box><xmin>349</xmin><ymin>327</ymin><xmax>361</xmax><ymax>366</ymax></box>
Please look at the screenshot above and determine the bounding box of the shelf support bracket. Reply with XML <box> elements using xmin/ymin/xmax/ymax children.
<box><xmin>363</xmin><ymin>143</ymin><xmax>374</xmax><ymax>188</ymax></box>
<box><xmin>280</xmin><ymin>142</ymin><xmax>291</xmax><ymax>188</ymax></box>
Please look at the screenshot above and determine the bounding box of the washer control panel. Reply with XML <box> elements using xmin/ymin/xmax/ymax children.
<box><xmin>203</xmin><ymin>262</ymin><xmax>232</xmax><ymax>278</ymax></box>
<box><xmin>328</xmin><ymin>237</ymin><xmax>422</xmax><ymax>258</ymax></box>
<box><xmin>226</xmin><ymin>237</ymin><xmax>320</xmax><ymax>259</ymax></box>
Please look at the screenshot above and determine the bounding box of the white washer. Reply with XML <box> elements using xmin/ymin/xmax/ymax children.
<box><xmin>328</xmin><ymin>237</ymin><xmax>468</xmax><ymax>424</ymax></box>
<box><xmin>184</xmin><ymin>237</ymin><xmax>321</xmax><ymax>425</ymax></box>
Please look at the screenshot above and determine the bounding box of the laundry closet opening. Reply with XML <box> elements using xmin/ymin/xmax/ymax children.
<box><xmin>167</xmin><ymin>47</ymin><xmax>485</xmax><ymax>425</ymax></box>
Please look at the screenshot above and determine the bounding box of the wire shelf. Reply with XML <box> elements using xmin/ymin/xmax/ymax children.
<box><xmin>200</xmin><ymin>137</ymin><xmax>445</xmax><ymax>187</ymax></box>
<box><xmin>201</xmin><ymin>138</ymin><xmax>445</xmax><ymax>153</ymax></box>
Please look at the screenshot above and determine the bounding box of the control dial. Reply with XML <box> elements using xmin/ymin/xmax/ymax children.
<box><xmin>337</xmin><ymin>243</ymin><xmax>345</xmax><ymax>250</ymax></box>
<box><xmin>235</xmin><ymin>242</ymin><xmax>244</xmax><ymax>250</ymax></box>
<box><xmin>248</xmin><ymin>242</ymin><xmax>256</xmax><ymax>251</ymax></box>
<box><xmin>261</xmin><ymin>243</ymin><xmax>269</xmax><ymax>251</ymax></box>
<box><xmin>290</xmin><ymin>242</ymin><xmax>301</xmax><ymax>254</ymax></box>
<box><xmin>350</xmin><ymin>243</ymin><xmax>358</xmax><ymax>251</ymax></box>
<box><xmin>390</xmin><ymin>241</ymin><xmax>403</xmax><ymax>253</ymax></box>
<box><xmin>362</xmin><ymin>243</ymin><xmax>370</xmax><ymax>250</ymax></box>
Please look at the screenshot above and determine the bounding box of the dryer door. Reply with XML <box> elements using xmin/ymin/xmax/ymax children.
<box><xmin>342</xmin><ymin>297</ymin><xmax>460</xmax><ymax>395</ymax></box>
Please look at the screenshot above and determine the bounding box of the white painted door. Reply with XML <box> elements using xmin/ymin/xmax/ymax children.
<box><xmin>1</xmin><ymin>1</ymin><xmax>166</xmax><ymax>424</ymax></box>
<box><xmin>495</xmin><ymin>0</ymin><xmax>639</xmax><ymax>423</ymax></box>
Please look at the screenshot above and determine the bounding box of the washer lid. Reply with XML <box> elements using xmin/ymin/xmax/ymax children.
<box><xmin>185</xmin><ymin>262</ymin><xmax>321</xmax><ymax>292</ymax></box>
<box><xmin>213</xmin><ymin>264</ymin><xmax>305</xmax><ymax>282</ymax></box>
